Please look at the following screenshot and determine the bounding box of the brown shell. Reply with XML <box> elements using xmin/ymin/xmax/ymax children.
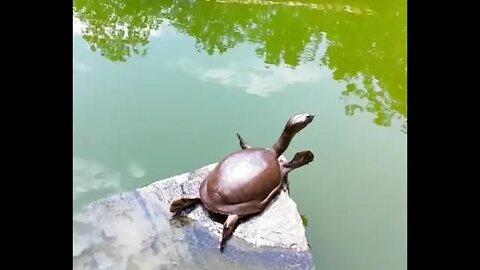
<box><xmin>199</xmin><ymin>148</ymin><xmax>285</xmax><ymax>216</ymax></box>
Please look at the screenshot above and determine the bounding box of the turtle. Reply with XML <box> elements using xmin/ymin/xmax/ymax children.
<box><xmin>170</xmin><ymin>113</ymin><xmax>315</xmax><ymax>251</ymax></box>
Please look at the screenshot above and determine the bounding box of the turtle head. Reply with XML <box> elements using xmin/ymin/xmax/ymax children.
<box><xmin>284</xmin><ymin>113</ymin><xmax>315</xmax><ymax>134</ymax></box>
<box><xmin>272</xmin><ymin>112</ymin><xmax>315</xmax><ymax>158</ymax></box>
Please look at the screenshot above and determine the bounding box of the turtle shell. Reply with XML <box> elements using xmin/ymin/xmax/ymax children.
<box><xmin>199</xmin><ymin>148</ymin><xmax>284</xmax><ymax>216</ymax></box>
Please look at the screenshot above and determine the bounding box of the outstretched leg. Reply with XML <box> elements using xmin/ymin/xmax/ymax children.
<box><xmin>219</xmin><ymin>214</ymin><xmax>241</xmax><ymax>252</ymax></box>
<box><xmin>284</xmin><ymin>150</ymin><xmax>314</xmax><ymax>173</ymax></box>
<box><xmin>170</xmin><ymin>198</ymin><xmax>201</xmax><ymax>216</ymax></box>
<box><xmin>236</xmin><ymin>133</ymin><xmax>252</xmax><ymax>149</ymax></box>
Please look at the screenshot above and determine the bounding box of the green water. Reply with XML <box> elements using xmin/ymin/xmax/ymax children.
<box><xmin>73</xmin><ymin>0</ymin><xmax>406</xmax><ymax>269</ymax></box>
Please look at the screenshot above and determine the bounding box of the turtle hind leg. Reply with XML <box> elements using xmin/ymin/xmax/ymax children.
<box><xmin>236</xmin><ymin>133</ymin><xmax>252</xmax><ymax>149</ymax></box>
<box><xmin>170</xmin><ymin>198</ymin><xmax>201</xmax><ymax>216</ymax></box>
<box><xmin>219</xmin><ymin>214</ymin><xmax>241</xmax><ymax>252</ymax></box>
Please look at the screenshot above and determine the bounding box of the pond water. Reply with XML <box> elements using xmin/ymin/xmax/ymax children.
<box><xmin>73</xmin><ymin>0</ymin><xmax>406</xmax><ymax>269</ymax></box>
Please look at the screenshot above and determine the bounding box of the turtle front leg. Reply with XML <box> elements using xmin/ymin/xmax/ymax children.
<box><xmin>283</xmin><ymin>175</ymin><xmax>290</xmax><ymax>193</ymax></box>
<box><xmin>219</xmin><ymin>214</ymin><xmax>241</xmax><ymax>252</ymax></box>
<box><xmin>236</xmin><ymin>133</ymin><xmax>252</xmax><ymax>149</ymax></box>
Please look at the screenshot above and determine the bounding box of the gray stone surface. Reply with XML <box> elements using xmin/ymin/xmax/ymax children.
<box><xmin>74</xmin><ymin>163</ymin><xmax>315</xmax><ymax>270</ymax></box>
